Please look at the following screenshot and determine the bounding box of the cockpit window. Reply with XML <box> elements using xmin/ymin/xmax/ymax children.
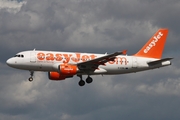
<box><xmin>14</xmin><ymin>54</ymin><xmax>24</xmax><ymax>58</ymax></box>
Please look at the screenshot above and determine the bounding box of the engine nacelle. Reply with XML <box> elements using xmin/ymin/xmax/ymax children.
<box><xmin>49</xmin><ymin>64</ymin><xmax>78</xmax><ymax>80</ymax></box>
<box><xmin>52</xmin><ymin>63</ymin><xmax>78</xmax><ymax>75</ymax></box>
<box><xmin>48</xmin><ymin>72</ymin><xmax>73</xmax><ymax>81</ymax></box>
<box><xmin>59</xmin><ymin>64</ymin><xmax>78</xmax><ymax>75</ymax></box>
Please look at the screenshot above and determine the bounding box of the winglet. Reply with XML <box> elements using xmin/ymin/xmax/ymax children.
<box><xmin>134</xmin><ymin>28</ymin><xmax>168</xmax><ymax>59</ymax></box>
<box><xmin>122</xmin><ymin>50</ymin><xmax>127</xmax><ymax>55</ymax></box>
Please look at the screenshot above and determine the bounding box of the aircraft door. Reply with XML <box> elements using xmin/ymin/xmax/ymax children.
<box><xmin>132</xmin><ymin>57</ymin><xmax>137</xmax><ymax>68</ymax></box>
<box><xmin>30</xmin><ymin>51</ymin><xmax>36</xmax><ymax>63</ymax></box>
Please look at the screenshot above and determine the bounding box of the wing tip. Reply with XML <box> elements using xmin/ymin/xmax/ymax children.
<box><xmin>122</xmin><ymin>50</ymin><xmax>127</xmax><ymax>55</ymax></box>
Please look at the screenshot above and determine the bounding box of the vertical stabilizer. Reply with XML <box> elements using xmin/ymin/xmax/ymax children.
<box><xmin>134</xmin><ymin>28</ymin><xmax>168</xmax><ymax>59</ymax></box>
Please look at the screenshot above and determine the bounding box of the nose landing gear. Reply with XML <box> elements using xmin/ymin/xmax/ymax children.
<box><xmin>28</xmin><ymin>71</ymin><xmax>34</xmax><ymax>82</ymax></box>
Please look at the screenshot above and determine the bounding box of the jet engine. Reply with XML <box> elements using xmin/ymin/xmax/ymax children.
<box><xmin>59</xmin><ymin>64</ymin><xmax>77</xmax><ymax>75</ymax></box>
<box><xmin>49</xmin><ymin>64</ymin><xmax>78</xmax><ymax>80</ymax></box>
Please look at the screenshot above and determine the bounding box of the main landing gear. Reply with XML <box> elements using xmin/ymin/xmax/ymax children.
<box><xmin>77</xmin><ymin>75</ymin><xmax>93</xmax><ymax>86</ymax></box>
<box><xmin>28</xmin><ymin>71</ymin><xmax>34</xmax><ymax>82</ymax></box>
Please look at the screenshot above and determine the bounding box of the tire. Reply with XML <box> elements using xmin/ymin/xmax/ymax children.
<box><xmin>29</xmin><ymin>77</ymin><xmax>33</xmax><ymax>82</ymax></box>
<box><xmin>86</xmin><ymin>77</ymin><xmax>93</xmax><ymax>84</ymax></box>
<box><xmin>78</xmin><ymin>80</ymin><xmax>85</xmax><ymax>86</ymax></box>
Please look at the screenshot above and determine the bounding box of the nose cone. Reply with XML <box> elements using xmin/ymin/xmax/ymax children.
<box><xmin>6</xmin><ymin>59</ymin><xmax>11</xmax><ymax>66</ymax></box>
<box><xmin>6</xmin><ymin>58</ymin><xmax>14</xmax><ymax>67</ymax></box>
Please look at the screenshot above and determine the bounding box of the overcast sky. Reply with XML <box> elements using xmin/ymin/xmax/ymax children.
<box><xmin>1</xmin><ymin>0</ymin><xmax>180</xmax><ymax>120</ymax></box>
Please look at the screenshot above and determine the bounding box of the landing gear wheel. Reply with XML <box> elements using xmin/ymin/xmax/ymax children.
<box><xmin>78</xmin><ymin>80</ymin><xmax>85</xmax><ymax>86</ymax></box>
<box><xmin>29</xmin><ymin>77</ymin><xmax>33</xmax><ymax>82</ymax></box>
<box><xmin>29</xmin><ymin>71</ymin><xmax>34</xmax><ymax>82</ymax></box>
<box><xmin>77</xmin><ymin>75</ymin><xmax>85</xmax><ymax>86</ymax></box>
<box><xmin>86</xmin><ymin>77</ymin><xmax>93</xmax><ymax>84</ymax></box>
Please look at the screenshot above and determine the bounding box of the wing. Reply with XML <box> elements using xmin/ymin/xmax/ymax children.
<box><xmin>77</xmin><ymin>50</ymin><xmax>127</xmax><ymax>73</ymax></box>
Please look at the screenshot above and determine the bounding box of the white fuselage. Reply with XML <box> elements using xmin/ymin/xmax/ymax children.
<box><xmin>6</xmin><ymin>50</ymin><xmax>171</xmax><ymax>75</ymax></box>
<box><xmin>6</xmin><ymin>29</ymin><xmax>172</xmax><ymax>86</ymax></box>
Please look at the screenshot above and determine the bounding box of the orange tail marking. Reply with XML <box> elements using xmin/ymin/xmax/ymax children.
<box><xmin>134</xmin><ymin>28</ymin><xmax>168</xmax><ymax>59</ymax></box>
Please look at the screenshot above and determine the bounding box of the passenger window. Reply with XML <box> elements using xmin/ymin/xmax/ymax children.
<box><xmin>21</xmin><ymin>55</ymin><xmax>24</xmax><ymax>58</ymax></box>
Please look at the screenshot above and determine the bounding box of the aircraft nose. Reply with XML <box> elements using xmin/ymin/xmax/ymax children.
<box><xmin>6</xmin><ymin>58</ymin><xmax>14</xmax><ymax>66</ymax></box>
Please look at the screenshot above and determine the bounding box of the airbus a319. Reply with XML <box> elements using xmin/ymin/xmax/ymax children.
<box><xmin>6</xmin><ymin>28</ymin><xmax>172</xmax><ymax>86</ymax></box>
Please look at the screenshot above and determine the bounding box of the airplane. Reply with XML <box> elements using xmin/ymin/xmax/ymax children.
<box><xmin>6</xmin><ymin>28</ymin><xmax>173</xmax><ymax>86</ymax></box>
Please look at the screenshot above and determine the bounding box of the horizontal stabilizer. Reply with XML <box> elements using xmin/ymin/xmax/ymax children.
<box><xmin>147</xmin><ymin>58</ymin><xmax>173</xmax><ymax>66</ymax></box>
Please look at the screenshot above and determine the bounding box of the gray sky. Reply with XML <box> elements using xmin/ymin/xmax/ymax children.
<box><xmin>1</xmin><ymin>0</ymin><xmax>180</xmax><ymax>120</ymax></box>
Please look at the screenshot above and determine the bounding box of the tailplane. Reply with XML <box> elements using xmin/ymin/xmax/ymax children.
<box><xmin>134</xmin><ymin>28</ymin><xmax>168</xmax><ymax>59</ymax></box>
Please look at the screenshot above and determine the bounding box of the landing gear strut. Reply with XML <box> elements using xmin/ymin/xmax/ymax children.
<box><xmin>77</xmin><ymin>75</ymin><xmax>93</xmax><ymax>86</ymax></box>
<box><xmin>28</xmin><ymin>71</ymin><xmax>34</xmax><ymax>82</ymax></box>
<box><xmin>77</xmin><ymin>75</ymin><xmax>85</xmax><ymax>86</ymax></box>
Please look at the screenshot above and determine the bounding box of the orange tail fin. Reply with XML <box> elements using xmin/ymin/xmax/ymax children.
<box><xmin>134</xmin><ymin>28</ymin><xmax>168</xmax><ymax>59</ymax></box>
